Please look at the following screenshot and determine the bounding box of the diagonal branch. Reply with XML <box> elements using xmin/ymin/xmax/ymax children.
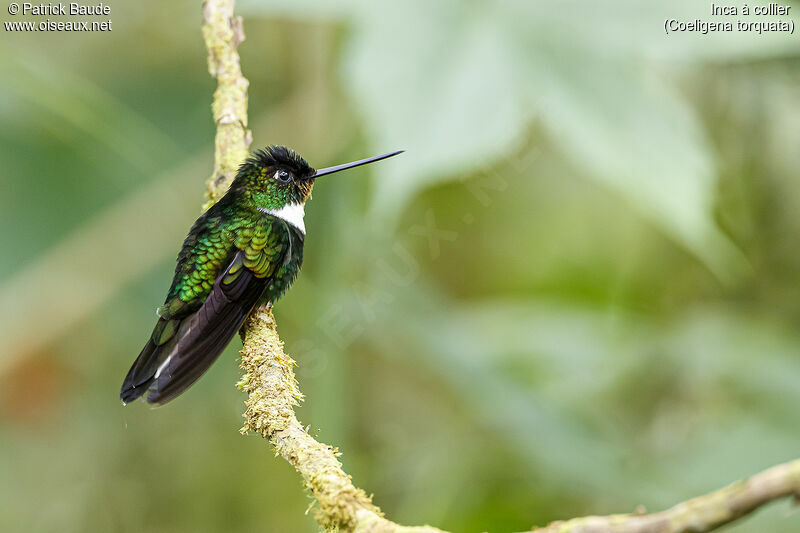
<box><xmin>201</xmin><ymin>2</ymin><xmax>800</xmax><ymax>532</ymax></box>
<box><xmin>201</xmin><ymin>1</ymin><xmax>441</xmax><ymax>531</ymax></box>
<box><xmin>238</xmin><ymin>309</ymin><xmax>446</xmax><ymax>533</ymax></box>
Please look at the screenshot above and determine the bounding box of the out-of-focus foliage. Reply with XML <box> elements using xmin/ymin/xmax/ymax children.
<box><xmin>1</xmin><ymin>1</ymin><xmax>800</xmax><ymax>532</ymax></box>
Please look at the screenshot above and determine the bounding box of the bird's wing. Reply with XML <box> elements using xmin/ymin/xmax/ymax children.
<box><xmin>159</xmin><ymin>209</ymin><xmax>234</xmax><ymax>321</ymax></box>
<box><xmin>121</xmin><ymin>215</ymin><xmax>291</xmax><ymax>405</ymax></box>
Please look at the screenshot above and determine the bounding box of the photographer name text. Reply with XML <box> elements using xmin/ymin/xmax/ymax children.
<box><xmin>4</xmin><ymin>2</ymin><xmax>112</xmax><ymax>32</ymax></box>
<box><xmin>15</xmin><ymin>2</ymin><xmax>108</xmax><ymax>16</ymax></box>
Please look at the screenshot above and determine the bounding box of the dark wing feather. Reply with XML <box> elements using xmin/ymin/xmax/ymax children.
<box><xmin>121</xmin><ymin>215</ymin><xmax>293</xmax><ymax>405</ymax></box>
<box><xmin>121</xmin><ymin>251</ymin><xmax>267</xmax><ymax>404</ymax></box>
<box><xmin>145</xmin><ymin>253</ymin><xmax>266</xmax><ymax>404</ymax></box>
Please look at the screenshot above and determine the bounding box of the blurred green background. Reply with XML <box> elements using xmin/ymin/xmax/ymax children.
<box><xmin>2</xmin><ymin>1</ymin><xmax>800</xmax><ymax>531</ymax></box>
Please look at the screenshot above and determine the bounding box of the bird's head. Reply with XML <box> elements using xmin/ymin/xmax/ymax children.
<box><xmin>232</xmin><ymin>145</ymin><xmax>403</xmax><ymax>211</ymax></box>
<box><xmin>232</xmin><ymin>145</ymin><xmax>315</xmax><ymax>210</ymax></box>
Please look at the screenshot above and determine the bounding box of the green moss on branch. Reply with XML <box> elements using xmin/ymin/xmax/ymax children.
<box><xmin>202</xmin><ymin>0</ymin><xmax>250</xmax><ymax>206</ymax></box>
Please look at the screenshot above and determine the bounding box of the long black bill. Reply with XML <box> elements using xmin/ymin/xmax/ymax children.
<box><xmin>313</xmin><ymin>150</ymin><xmax>404</xmax><ymax>178</ymax></box>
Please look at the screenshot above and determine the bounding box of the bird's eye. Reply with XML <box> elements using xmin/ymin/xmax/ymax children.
<box><xmin>274</xmin><ymin>170</ymin><xmax>291</xmax><ymax>183</ymax></box>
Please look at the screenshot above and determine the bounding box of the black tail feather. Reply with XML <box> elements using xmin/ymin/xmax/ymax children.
<box><xmin>120</xmin><ymin>321</ymin><xmax>182</xmax><ymax>404</ymax></box>
<box><xmin>121</xmin><ymin>337</ymin><xmax>160</xmax><ymax>403</ymax></box>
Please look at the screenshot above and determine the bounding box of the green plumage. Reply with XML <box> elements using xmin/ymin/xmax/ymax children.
<box><xmin>121</xmin><ymin>145</ymin><xmax>401</xmax><ymax>405</ymax></box>
<box><xmin>121</xmin><ymin>146</ymin><xmax>312</xmax><ymax>405</ymax></box>
<box><xmin>160</xmin><ymin>204</ymin><xmax>298</xmax><ymax>321</ymax></box>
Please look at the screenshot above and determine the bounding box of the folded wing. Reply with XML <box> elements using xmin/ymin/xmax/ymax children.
<box><xmin>121</xmin><ymin>250</ymin><xmax>272</xmax><ymax>404</ymax></box>
<box><xmin>121</xmin><ymin>207</ymin><xmax>295</xmax><ymax>405</ymax></box>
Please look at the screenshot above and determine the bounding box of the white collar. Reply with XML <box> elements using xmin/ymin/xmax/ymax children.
<box><xmin>258</xmin><ymin>203</ymin><xmax>306</xmax><ymax>234</ymax></box>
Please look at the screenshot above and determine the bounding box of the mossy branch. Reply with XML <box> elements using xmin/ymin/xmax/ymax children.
<box><xmin>201</xmin><ymin>1</ymin><xmax>441</xmax><ymax>530</ymax></box>
<box><xmin>202</xmin><ymin>0</ymin><xmax>251</xmax><ymax>207</ymax></box>
<box><xmin>201</xmin><ymin>2</ymin><xmax>799</xmax><ymax>532</ymax></box>
<box><xmin>237</xmin><ymin>309</ymin><xmax>446</xmax><ymax>533</ymax></box>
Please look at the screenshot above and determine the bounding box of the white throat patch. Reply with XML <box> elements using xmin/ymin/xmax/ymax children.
<box><xmin>259</xmin><ymin>203</ymin><xmax>306</xmax><ymax>234</ymax></box>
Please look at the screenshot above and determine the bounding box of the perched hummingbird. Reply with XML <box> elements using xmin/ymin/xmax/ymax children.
<box><xmin>121</xmin><ymin>146</ymin><xmax>402</xmax><ymax>405</ymax></box>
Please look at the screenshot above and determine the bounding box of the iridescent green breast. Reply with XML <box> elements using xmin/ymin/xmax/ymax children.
<box><xmin>235</xmin><ymin>217</ymin><xmax>287</xmax><ymax>279</ymax></box>
<box><xmin>159</xmin><ymin>206</ymin><xmax>303</xmax><ymax>320</ymax></box>
<box><xmin>258</xmin><ymin>218</ymin><xmax>304</xmax><ymax>304</ymax></box>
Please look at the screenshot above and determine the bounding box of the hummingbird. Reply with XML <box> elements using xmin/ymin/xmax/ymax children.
<box><xmin>121</xmin><ymin>146</ymin><xmax>402</xmax><ymax>405</ymax></box>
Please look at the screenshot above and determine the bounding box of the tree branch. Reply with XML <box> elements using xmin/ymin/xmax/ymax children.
<box><xmin>201</xmin><ymin>2</ymin><xmax>799</xmax><ymax>532</ymax></box>
<box><xmin>201</xmin><ymin>1</ymin><xmax>442</xmax><ymax>531</ymax></box>
<box><xmin>532</xmin><ymin>459</ymin><xmax>800</xmax><ymax>532</ymax></box>
<box><xmin>202</xmin><ymin>0</ymin><xmax>251</xmax><ymax>206</ymax></box>
<box><xmin>238</xmin><ymin>309</ymin><xmax>446</xmax><ymax>533</ymax></box>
